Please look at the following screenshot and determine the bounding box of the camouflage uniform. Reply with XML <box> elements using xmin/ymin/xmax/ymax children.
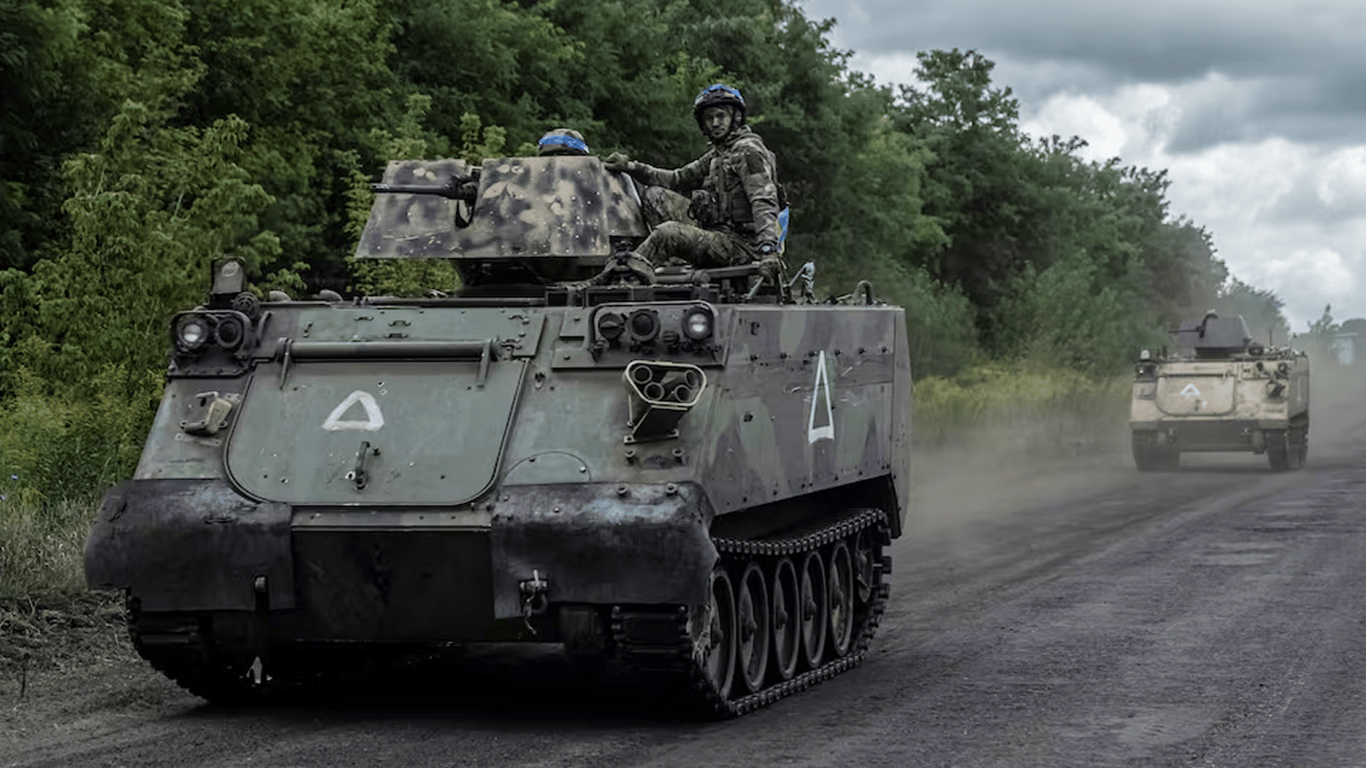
<box><xmin>623</xmin><ymin>124</ymin><xmax>781</xmax><ymax>269</ymax></box>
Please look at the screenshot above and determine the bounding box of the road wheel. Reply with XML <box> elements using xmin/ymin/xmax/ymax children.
<box><xmin>827</xmin><ymin>540</ymin><xmax>855</xmax><ymax>658</ymax></box>
<box><xmin>1160</xmin><ymin>446</ymin><xmax>1181</xmax><ymax>470</ymax></box>
<box><xmin>1133</xmin><ymin>445</ymin><xmax>1155</xmax><ymax>471</ymax></box>
<box><xmin>735</xmin><ymin>561</ymin><xmax>770</xmax><ymax>694</ymax></box>
<box><xmin>1266</xmin><ymin>429</ymin><xmax>1290</xmax><ymax>471</ymax></box>
<box><xmin>853</xmin><ymin>529</ymin><xmax>876</xmax><ymax>605</ymax></box>
<box><xmin>769</xmin><ymin>557</ymin><xmax>800</xmax><ymax>681</ymax></box>
<box><xmin>700</xmin><ymin>566</ymin><xmax>737</xmax><ymax>698</ymax></box>
<box><xmin>798</xmin><ymin>550</ymin><xmax>828</xmax><ymax>670</ymax></box>
<box><xmin>1133</xmin><ymin>433</ymin><xmax>1177</xmax><ymax>471</ymax></box>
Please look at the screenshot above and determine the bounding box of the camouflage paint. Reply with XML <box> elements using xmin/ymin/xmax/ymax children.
<box><xmin>358</xmin><ymin>157</ymin><xmax>648</xmax><ymax>263</ymax></box>
<box><xmin>86</xmin><ymin>155</ymin><xmax>911</xmax><ymax>643</ymax></box>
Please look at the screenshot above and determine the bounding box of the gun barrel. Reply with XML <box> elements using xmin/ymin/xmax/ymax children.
<box><xmin>371</xmin><ymin>183</ymin><xmax>465</xmax><ymax>200</ymax></box>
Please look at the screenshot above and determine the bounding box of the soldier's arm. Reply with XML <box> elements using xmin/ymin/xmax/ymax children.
<box><xmin>626</xmin><ymin>156</ymin><xmax>708</xmax><ymax>193</ymax></box>
<box><xmin>737</xmin><ymin>143</ymin><xmax>781</xmax><ymax>245</ymax></box>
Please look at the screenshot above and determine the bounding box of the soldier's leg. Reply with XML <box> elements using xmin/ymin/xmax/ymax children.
<box><xmin>688</xmin><ymin>231</ymin><xmax>757</xmax><ymax>269</ymax></box>
<box><xmin>635</xmin><ymin>221</ymin><xmax>707</xmax><ymax>265</ymax></box>
<box><xmin>634</xmin><ymin>223</ymin><xmax>756</xmax><ymax>270</ymax></box>
<box><xmin>637</xmin><ymin>185</ymin><xmax>691</xmax><ymax>228</ymax></box>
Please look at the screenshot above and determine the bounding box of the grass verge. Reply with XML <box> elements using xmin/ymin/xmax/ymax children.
<box><xmin>0</xmin><ymin>495</ymin><xmax>125</xmax><ymax>674</ymax></box>
<box><xmin>913</xmin><ymin>363</ymin><xmax>1131</xmax><ymax>451</ymax></box>
<box><xmin>0</xmin><ymin>496</ymin><xmax>96</xmax><ymax>601</ymax></box>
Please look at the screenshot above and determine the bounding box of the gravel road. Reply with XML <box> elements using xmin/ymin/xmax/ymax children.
<box><xmin>5</xmin><ymin>373</ymin><xmax>1365</xmax><ymax>768</ymax></box>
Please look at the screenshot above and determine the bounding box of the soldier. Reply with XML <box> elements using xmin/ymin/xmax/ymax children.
<box><xmin>592</xmin><ymin>83</ymin><xmax>784</xmax><ymax>284</ymax></box>
<box><xmin>537</xmin><ymin>128</ymin><xmax>591</xmax><ymax>156</ymax></box>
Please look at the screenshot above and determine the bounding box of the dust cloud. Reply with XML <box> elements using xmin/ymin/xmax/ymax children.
<box><xmin>904</xmin><ymin>364</ymin><xmax>1366</xmax><ymax>537</ymax></box>
<box><xmin>1305</xmin><ymin>361</ymin><xmax>1366</xmax><ymax>456</ymax></box>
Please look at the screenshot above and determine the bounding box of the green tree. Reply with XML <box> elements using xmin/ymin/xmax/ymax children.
<box><xmin>24</xmin><ymin>107</ymin><xmax>277</xmax><ymax>390</ymax></box>
<box><xmin>392</xmin><ymin>0</ymin><xmax>582</xmax><ymax>153</ymax></box>
<box><xmin>889</xmin><ymin>49</ymin><xmax>1030</xmax><ymax>343</ymax></box>
<box><xmin>180</xmin><ymin>0</ymin><xmax>404</xmax><ymax>291</ymax></box>
<box><xmin>0</xmin><ymin>0</ymin><xmax>105</xmax><ymax>270</ymax></box>
<box><xmin>1214</xmin><ymin>277</ymin><xmax>1289</xmax><ymax>347</ymax></box>
<box><xmin>997</xmin><ymin>250</ymin><xmax>1161</xmax><ymax>373</ymax></box>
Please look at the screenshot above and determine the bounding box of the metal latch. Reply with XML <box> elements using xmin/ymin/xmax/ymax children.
<box><xmin>519</xmin><ymin>569</ymin><xmax>550</xmax><ymax>635</ymax></box>
<box><xmin>181</xmin><ymin>391</ymin><xmax>241</xmax><ymax>437</ymax></box>
<box><xmin>344</xmin><ymin>440</ymin><xmax>379</xmax><ymax>490</ymax></box>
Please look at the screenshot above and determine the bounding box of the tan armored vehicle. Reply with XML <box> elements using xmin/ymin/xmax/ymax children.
<box><xmin>1130</xmin><ymin>312</ymin><xmax>1309</xmax><ymax>471</ymax></box>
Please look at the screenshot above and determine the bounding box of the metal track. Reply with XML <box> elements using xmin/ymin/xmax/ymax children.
<box><xmin>611</xmin><ymin>508</ymin><xmax>892</xmax><ymax>718</ymax></box>
<box><xmin>127</xmin><ymin>508</ymin><xmax>892</xmax><ymax>716</ymax></box>
<box><xmin>124</xmin><ymin>605</ymin><xmax>269</xmax><ymax>704</ymax></box>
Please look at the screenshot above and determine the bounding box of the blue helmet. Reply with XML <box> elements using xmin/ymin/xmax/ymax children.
<box><xmin>693</xmin><ymin>83</ymin><xmax>746</xmax><ymax>125</ymax></box>
<box><xmin>537</xmin><ymin>128</ymin><xmax>590</xmax><ymax>156</ymax></box>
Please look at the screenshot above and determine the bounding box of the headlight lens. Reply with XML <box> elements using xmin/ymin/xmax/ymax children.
<box><xmin>682</xmin><ymin>307</ymin><xmax>713</xmax><ymax>340</ymax></box>
<box><xmin>214</xmin><ymin>315</ymin><xmax>246</xmax><ymax>350</ymax></box>
<box><xmin>175</xmin><ymin>315</ymin><xmax>209</xmax><ymax>351</ymax></box>
<box><xmin>628</xmin><ymin>309</ymin><xmax>659</xmax><ymax>342</ymax></box>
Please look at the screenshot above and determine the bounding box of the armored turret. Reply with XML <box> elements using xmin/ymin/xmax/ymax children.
<box><xmin>360</xmin><ymin>156</ymin><xmax>650</xmax><ymax>286</ymax></box>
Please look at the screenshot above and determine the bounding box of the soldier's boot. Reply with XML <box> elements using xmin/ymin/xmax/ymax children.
<box><xmin>615</xmin><ymin>253</ymin><xmax>658</xmax><ymax>284</ymax></box>
<box><xmin>756</xmin><ymin>256</ymin><xmax>784</xmax><ymax>283</ymax></box>
<box><xmin>564</xmin><ymin>252</ymin><xmax>657</xmax><ymax>289</ymax></box>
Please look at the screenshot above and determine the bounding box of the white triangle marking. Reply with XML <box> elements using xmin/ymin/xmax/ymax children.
<box><xmin>322</xmin><ymin>390</ymin><xmax>385</xmax><ymax>431</ymax></box>
<box><xmin>808</xmin><ymin>350</ymin><xmax>835</xmax><ymax>443</ymax></box>
<box><xmin>1181</xmin><ymin>383</ymin><xmax>1202</xmax><ymax>399</ymax></box>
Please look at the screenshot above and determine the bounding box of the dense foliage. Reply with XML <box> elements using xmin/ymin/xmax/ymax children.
<box><xmin>0</xmin><ymin>0</ymin><xmax>1306</xmax><ymax>501</ymax></box>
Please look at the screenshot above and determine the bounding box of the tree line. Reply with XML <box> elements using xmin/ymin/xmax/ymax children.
<box><xmin>0</xmin><ymin>0</ymin><xmax>1293</xmax><ymax>499</ymax></box>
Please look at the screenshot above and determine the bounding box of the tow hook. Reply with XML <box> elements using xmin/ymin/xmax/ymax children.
<box><xmin>519</xmin><ymin>569</ymin><xmax>550</xmax><ymax>635</ymax></box>
<box><xmin>345</xmin><ymin>440</ymin><xmax>379</xmax><ymax>490</ymax></box>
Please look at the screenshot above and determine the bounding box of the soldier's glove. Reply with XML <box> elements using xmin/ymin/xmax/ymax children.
<box><xmin>604</xmin><ymin>152</ymin><xmax>634</xmax><ymax>173</ymax></box>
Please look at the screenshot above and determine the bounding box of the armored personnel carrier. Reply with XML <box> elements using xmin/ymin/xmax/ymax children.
<box><xmin>1130</xmin><ymin>312</ymin><xmax>1309</xmax><ymax>471</ymax></box>
<box><xmin>85</xmin><ymin>154</ymin><xmax>912</xmax><ymax>717</ymax></box>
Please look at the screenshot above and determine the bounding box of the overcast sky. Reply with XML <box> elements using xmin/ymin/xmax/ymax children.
<box><xmin>798</xmin><ymin>0</ymin><xmax>1366</xmax><ymax>329</ymax></box>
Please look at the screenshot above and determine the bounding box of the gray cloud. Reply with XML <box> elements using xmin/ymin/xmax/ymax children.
<box><xmin>1261</xmin><ymin>184</ymin><xmax>1350</xmax><ymax>226</ymax></box>
<box><xmin>802</xmin><ymin>0</ymin><xmax>1366</xmax><ymax>150</ymax></box>
<box><xmin>1261</xmin><ymin>172</ymin><xmax>1366</xmax><ymax>227</ymax></box>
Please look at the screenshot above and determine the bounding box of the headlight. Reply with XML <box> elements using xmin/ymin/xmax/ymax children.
<box><xmin>214</xmin><ymin>315</ymin><xmax>246</xmax><ymax>350</ymax></box>
<box><xmin>628</xmin><ymin>309</ymin><xmax>659</xmax><ymax>342</ymax></box>
<box><xmin>174</xmin><ymin>315</ymin><xmax>210</xmax><ymax>351</ymax></box>
<box><xmin>682</xmin><ymin>307</ymin><xmax>713</xmax><ymax>340</ymax></box>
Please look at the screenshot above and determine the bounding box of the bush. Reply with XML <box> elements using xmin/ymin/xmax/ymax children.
<box><xmin>913</xmin><ymin>363</ymin><xmax>1130</xmax><ymax>449</ymax></box>
<box><xmin>0</xmin><ymin>365</ymin><xmax>158</xmax><ymax>503</ymax></box>
<box><xmin>995</xmin><ymin>251</ymin><xmax>1165</xmax><ymax>375</ymax></box>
